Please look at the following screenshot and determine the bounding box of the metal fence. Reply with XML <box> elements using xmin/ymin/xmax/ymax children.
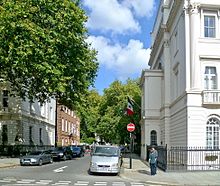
<box><xmin>0</xmin><ymin>145</ymin><xmax>54</xmax><ymax>157</ymax></box>
<box><xmin>147</xmin><ymin>146</ymin><xmax>220</xmax><ymax>172</ymax></box>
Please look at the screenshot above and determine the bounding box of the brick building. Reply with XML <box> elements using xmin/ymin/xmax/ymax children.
<box><xmin>56</xmin><ymin>104</ymin><xmax>80</xmax><ymax>146</ymax></box>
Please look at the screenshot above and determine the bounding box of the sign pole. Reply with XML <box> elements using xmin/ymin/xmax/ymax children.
<box><xmin>129</xmin><ymin>132</ymin><xmax>132</xmax><ymax>169</ymax></box>
<box><xmin>127</xmin><ymin>123</ymin><xmax>135</xmax><ymax>169</ymax></box>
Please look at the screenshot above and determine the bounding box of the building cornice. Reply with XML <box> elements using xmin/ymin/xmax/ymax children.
<box><xmin>167</xmin><ymin>0</ymin><xmax>183</xmax><ymax>32</ymax></box>
<box><xmin>149</xmin><ymin>0</ymin><xmax>182</xmax><ymax>67</ymax></box>
<box><xmin>140</xmin><ymin>69</ymin><xmax>164</xmax><ymax>87</ymax></box>
<box><xmin>149</xmin><ymin>23</ymin><xmax>165</xmax><ymax>66</ymax></box>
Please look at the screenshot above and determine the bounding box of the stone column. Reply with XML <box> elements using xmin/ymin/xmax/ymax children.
<box><xmin>188</xmin><ymin>3</ymin><xmax>201</xmax><ymax>89</ymax></box>
<box><xmin>163</xmin><ymin>35</ymin><xmax>171</xmax><ymax>146</ymax></box>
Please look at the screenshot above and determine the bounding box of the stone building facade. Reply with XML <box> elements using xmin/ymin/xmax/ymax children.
<box><xmin>0</xmin><ymin>81</ymin><xmax>56</xmax><ymax>146</ymax></box>
<box><xmin>141</xmin><ymin>0</ymin><xmax>220</xmax><ymax>161</ymax></box>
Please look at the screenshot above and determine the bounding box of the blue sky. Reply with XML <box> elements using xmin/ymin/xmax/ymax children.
<box><xmin>82</xmin><ymin>0</ymin><xmax>159</xmax><ymax>94</ymax></box>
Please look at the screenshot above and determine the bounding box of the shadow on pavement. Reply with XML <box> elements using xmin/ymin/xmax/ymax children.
<box><xmin>137</xmin><ymin>169</ymin><xmax>151</xmax><ymax>175</ymax></box>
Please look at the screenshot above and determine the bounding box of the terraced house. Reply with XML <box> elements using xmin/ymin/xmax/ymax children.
<box><xmin>56</xmin><ymin>104</ymin><xmax>80</xmax><ymax>146</ymax></box>
<box><xmin>0</xmin><ymin>81</ymin><xmax>56</xmax><ymax>147</ymax></box>
<box><xmin>140</xmin><ymin>0</ymin><xmax>220</xmax><ymax>171</ymax></box>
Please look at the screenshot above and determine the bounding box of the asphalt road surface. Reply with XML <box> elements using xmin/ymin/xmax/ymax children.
<box><xmin>0</xmin><ymin>155</ymin><xmax>146</xmax><ymax>186</ymax></box>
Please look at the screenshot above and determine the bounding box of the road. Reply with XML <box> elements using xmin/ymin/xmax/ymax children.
<box><xmin>0</xmin><ymin>155</ymin><xmax>146</xmax><ymax>186</ymax></box>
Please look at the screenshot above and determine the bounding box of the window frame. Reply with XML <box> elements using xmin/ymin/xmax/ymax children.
<box><xmin>202</xmin><ymin>10</ymin><xmax>218</xmax><ymax>38</ymax></box>
<box><xmin>206</xmin><ymin>117</ymin><xmax>220</xmax><ymax>149</ymax></box>
<box><xmin>204</xmin><ymin>66</ymin><xmax>218</xmax><ymax>90</ymax></box>
<box><xmin>2</xmin><ymin>90</ymin><xmax>9</xmax><ymax>108</ymax></box>
<box><xmin>150</xmin><ymin>130</ymin><xmax>157</xmax><ymax>146</ymax></box>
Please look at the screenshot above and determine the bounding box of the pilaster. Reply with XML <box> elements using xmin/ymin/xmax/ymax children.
<box><xmin>186</xmin><ymin>2</ymin><xmax>201</xmax><ymax>89</ymax></box>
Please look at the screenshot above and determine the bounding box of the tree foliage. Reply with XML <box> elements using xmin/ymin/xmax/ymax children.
<box><xmin>76</xmin><ymin>89</ymin><xmax>102</xmax><ymax>144</ymax></box>
<box><xmin>98</xmin><ymin>79</ymin><xmax>141</xmax><ymax>145</ymax></box>
<box><xmin>78</xmin><ymin>79</ymin><xmax>141</xmax><ymax>146</ymax></box>
<box><xmin>0</xmin><ymin>0</ymin><xmax>98</xmax><ymax>108</ymax></box>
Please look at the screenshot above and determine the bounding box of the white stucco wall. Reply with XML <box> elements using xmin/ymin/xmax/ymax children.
<box><xmin>141</xmin><ymin>0</ymin><xmax>220</xmax><ymax>153</ymax></box>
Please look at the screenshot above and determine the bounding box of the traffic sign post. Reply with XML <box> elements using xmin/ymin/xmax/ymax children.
<box><xmin>127</xmin><ymin>123</ymin><xmax>135</xmax><ymax>169</ymax></box>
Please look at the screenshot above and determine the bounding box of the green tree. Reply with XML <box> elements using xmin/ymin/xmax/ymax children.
<box><xmin>0</xmin><ymin>0</ymin><xmax>98</xmax><ymax>108</ymax></box>
<box><xmin>76</xmin><ymin>79</ymin><xmax>141</xmax><ymax>148</ymax></box>
<box><xmin>76</xmin><ymin>90</ymin><xmax>102</xmax><ymax>144</ymax></box>
<box><xmin>98</xmin><ymin>79</ymin><xmax>141</xmax><ymax>146</ymax></box>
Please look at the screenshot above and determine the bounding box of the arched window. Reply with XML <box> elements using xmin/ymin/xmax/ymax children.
<box><xmin>150</xmin><ymin>130</ymin><xmax>157</xmax><ymax>146</ymax></box>
<box><xmin>206</xmin><ymin>117</ymin><xmax>220</xmax><ymax>149</ymax></box>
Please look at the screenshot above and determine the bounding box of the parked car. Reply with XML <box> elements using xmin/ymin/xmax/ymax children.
<box><xmin>84</xmin><ymin>145</ymin><xmax>91</xmax><ymax>154</ymax></box>
<box><xmin>70</xmin><ymin>146</ymin><xmax>84</xmax><ymax>157</ymax></box>
<box><xmin>51</xmin><ymin>146</ymin><xmax>72</xmax><ymax>161</ymax></box>
<box><xmin>20</xmin><ymin>150</ymin><xmax>53</xmax><ymax>166</ymax></box>
<box><xmin>89</xmin><ymin>145</ymin><xmax>122</xmax><ymax>175</ymax></box>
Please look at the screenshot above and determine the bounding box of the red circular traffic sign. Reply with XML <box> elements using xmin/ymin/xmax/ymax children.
<box><xmin>127</xmin><ymin>123</ymin><xmax>135</xmax><ymax>132</ymax></box>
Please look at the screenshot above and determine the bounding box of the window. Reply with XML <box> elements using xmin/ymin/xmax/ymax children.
<box><xmin>62</xmin><ymin>118</ymin><xmax>64</xmax><ymax>131</ymax></box>
<box><xmin>3</xmin><ymin>90</ymin><xmax>9</xmax><ymax>108</ymax></box>
<box><xmin>50</xmin><ymin>106</ymin><xmax>53</xmax><ymax>121</ymax></box>
<box><xmin>68</xmin><ymin>122</ymin><xmax>71</xmax><ymax>133</ymax></box>
<box><xmin>150</xmin><ymin>130</ymin><xmax>157</xmax><ymax>146</ymax></box>
<box><xmin>204</xmin><ymin>15</ymin><xmax>216</xmax><ymax>38</ymax></box>
<box><xmin>206</xmin><ymin>117</ymin><xmax>220</xmax><ymax>149</ymax></box>
<box><xmin>204</xmin><ymin>66</ymin><xmax>217</xmax><ymax>90</ymax></box>
<box><xmin>2</xmin><ymin>125</ymin><xmax>8</xmax><ymax>145</ymax></box>
<box><xmin>40</xmin><ymin>103</ymin><xmax>46</xmax><ymax>116</ymax></box>
<box><xmin>29</xmin><ymin>126</ymin><xmax>34</xmax><ymax>145</ymax></box>
<box><xmin>39</xmin><ymin>128</ymin><xmax>43</xmax><ymax>145</ymax></box>
<box><xmin>65</xmin><ymin>120</ymin><xmax>68</xmax><ymax>132</ymax></box>
<box><xmin>62</xmin><ymin>138</ymin><xmax>64</xmax><ymax>146</ymax></box>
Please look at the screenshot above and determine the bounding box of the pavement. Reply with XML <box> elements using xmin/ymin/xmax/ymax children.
<box><xmin>1</xmin><ymin>155</ymin><xmax>220</xmax><ymax>186</ymax></box>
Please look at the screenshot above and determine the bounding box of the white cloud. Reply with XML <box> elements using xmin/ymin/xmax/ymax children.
<box><xmin>83</xmin><ymin>0</ymin><xmax>140</xmax><ymax>34</ymax></box>
<box><xmin>123</xmin><ymin>0</ymin><xmax>155</xmax><ymax>18</ymax></box>
<box><xmin>87</xmin><ymin>36</ymin><xmax>150</xmax><ymax>80</ymax></box>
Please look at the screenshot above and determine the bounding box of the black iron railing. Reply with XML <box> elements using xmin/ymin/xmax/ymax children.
<box><xmin>0</xmin><ymin>145</ymin><xmax>54</xmax><ymax>157</ymax></box>
<box><xmin>147</xmin><ymin>146</ymin><xmax>220</xmax><ymax>172</ymax></box>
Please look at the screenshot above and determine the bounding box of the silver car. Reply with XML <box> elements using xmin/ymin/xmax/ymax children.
<box><xmin>89</xmin><ymin>145</ymin><xmax>122</xmax><ymax>175</ymax></box>
<box><xmin>20</xmin><ymin>150</ymin><xmax>53</xmax><ymax>166</ymax></box>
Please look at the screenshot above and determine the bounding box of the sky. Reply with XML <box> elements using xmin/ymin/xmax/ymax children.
<box><xmin>82</xmin><ymin>0</ymin><xmax>160</xmax><ymax>94</ymax></box>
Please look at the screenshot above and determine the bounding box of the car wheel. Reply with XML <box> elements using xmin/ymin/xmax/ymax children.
<box><xmin>38</xmin><ymin>159</ymin><xmax>43</xmax><ymax>166</ymax></box>
<box><xmin>89</xmin><ymin>169</ymin><xmax>93</xmax><ymax>175</ymax></box>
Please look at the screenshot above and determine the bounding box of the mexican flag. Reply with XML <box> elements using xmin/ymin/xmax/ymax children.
<box><xmin>126</xmin><ymin>97</ymin><xmax>134</xmax><ymax>116</ymax></box>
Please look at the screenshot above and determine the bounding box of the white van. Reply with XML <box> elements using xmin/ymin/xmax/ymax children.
<box><xmin>89</xmin><ymin>145</ymin><xmax>122</xmax><ymax>175</ymax></box>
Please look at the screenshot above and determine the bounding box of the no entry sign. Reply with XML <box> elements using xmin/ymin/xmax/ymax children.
<box><xmin>127</xmin><ymin>123</ymin><xmax>135</xmax><ymax>132</ymax></box>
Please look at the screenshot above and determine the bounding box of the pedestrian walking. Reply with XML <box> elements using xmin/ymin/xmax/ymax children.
<box><xmin>149</xmin><ymin>147</ymin><xmax>158</xmax><ymax>175</ymax></box>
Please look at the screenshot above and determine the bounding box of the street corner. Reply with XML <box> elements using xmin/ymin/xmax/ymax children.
<box><xmin>0</xmin><ymin>163</ymin><xmax>19</xmax><ymax>168</ymax></box>
<box><xmin>0</xmin><ymin>158</ymin><xmax>20</xmax><ymax>168</ymax></box>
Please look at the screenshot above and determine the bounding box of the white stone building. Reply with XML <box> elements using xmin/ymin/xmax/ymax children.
<box><xmin>140</xmin><ymin>0</ymin><xmax>220</xmax><ymax>161</ymax></box>
<box><xmin>0</xmin><ymin>81</ymin><xmax>56</xmax><ymax>146</ymax></box>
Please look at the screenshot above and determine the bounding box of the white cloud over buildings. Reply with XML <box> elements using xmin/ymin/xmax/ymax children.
<box><xmin>83</xmin><ymin>0</ymin><xmax>155</xmax><ymax>90</ymax></box>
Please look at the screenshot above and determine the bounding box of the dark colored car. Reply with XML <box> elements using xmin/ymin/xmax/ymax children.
<box><xmin>20</xmin><ymin>150</ymin><xmax>53</xmax><ymax>166</ymax></box>
<box><xmin>70</xmin><ymin>146</ymin><xmax>84</xmax><ymax>157</ymax></box>
<box><xmin>51</xmin><ymin>146</ymin><xmax>72</xmax><ymax>161</ymax></box>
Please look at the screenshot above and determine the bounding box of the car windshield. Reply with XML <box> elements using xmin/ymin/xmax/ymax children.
<box><xmin>93</xmin><ymin>146</ymin><xmax>119</xmax><ymax>156</ymax></box>
<box><xmin>73</xmin><ymin>147</ymin><xmax>80</xmax><ymax>151</ymax></box>
<box><xmin>29</xmin><ymin>151</ymin><xmax>43</xmax><ymax>155</ymax></box>
<box><xmin>54</xmin><ymin>147</ymin><xmax>63</xmax><ymax>151</ymax></box>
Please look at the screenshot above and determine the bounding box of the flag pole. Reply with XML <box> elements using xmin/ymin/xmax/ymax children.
<box><xmin>127</xmin><ymin>96</ymin><xmax>141</xmax><ymax>110</ymax></box>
